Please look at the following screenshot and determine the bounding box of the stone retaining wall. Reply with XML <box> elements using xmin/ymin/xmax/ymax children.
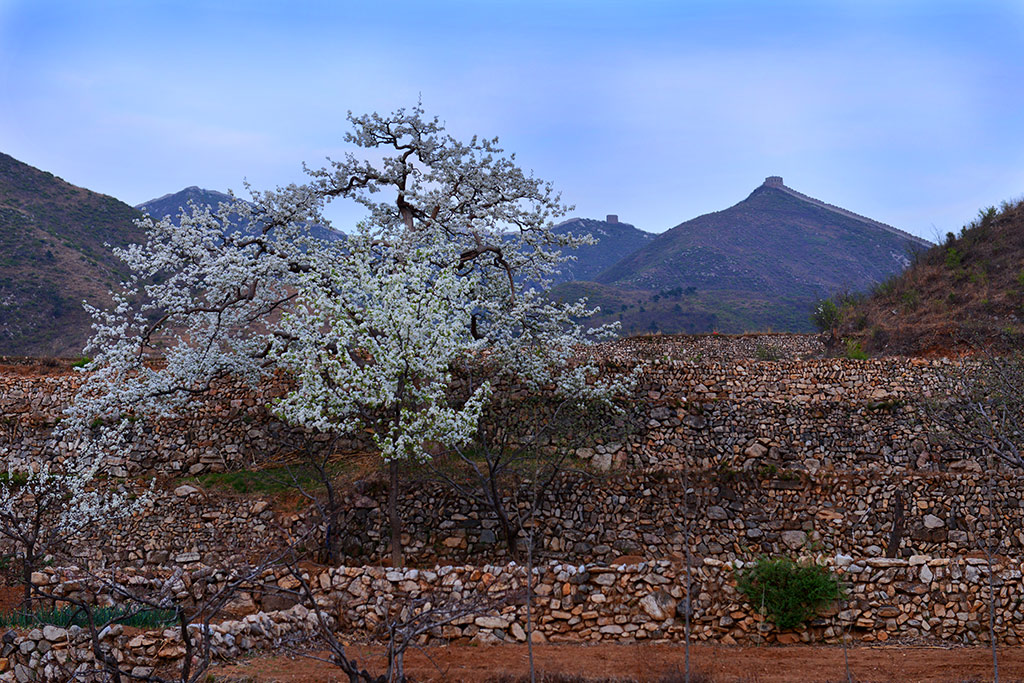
<box><xmin>0</xmin><ymin>352</ymin><xmax>972</xmax><ymax>476</ymax></box>
<box><xmin>5</xmin><ymin>553</ymin><xmax>1021</xmax><ymax>679</ymax></box>
<box><xmin>50</xmin><ymin>467</ymin><xmax>1024</xmax><ymax>586</ymax></box>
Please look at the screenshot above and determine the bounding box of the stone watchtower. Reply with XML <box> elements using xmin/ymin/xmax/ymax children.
<box><xmin>606</xmin><ymin>214</ymin><xmax>619</xmax><ymax>224</ymax></box>
<box><xmin>764</xmin><ymin>176</ymin><xmax>784</xmax><ymax>187</ymax></box>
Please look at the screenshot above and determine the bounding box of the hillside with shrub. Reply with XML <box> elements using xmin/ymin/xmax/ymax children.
<box><xmin>0</xmin><ymin>153</ymin><xmax>142</xmax><ymax>357</ymax></box>
<box><xmin>833</xmin><ymin>197</ymin><xmax>1024</xmax><ymax>354</ymax></box>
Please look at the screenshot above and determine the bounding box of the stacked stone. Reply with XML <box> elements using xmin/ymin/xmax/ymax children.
<box><xmin>8</xmin><ymin>552</ymin><xmax>1024</xmax><ymax>679</ymax></box>
<box><xmin>0</xmin><ymin>604</ymin><xmax>324</xmax><ymax>682</ymax></box>
<box><xmin>0</xmin><ymin>347</ymin><xmax>965</xmax><ymax>477</ymax></box>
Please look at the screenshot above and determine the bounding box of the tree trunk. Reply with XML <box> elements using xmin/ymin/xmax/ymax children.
<box><xmin>389</xmin><ymin>460</ymin><xmax>403</xmax><ymax>568</ymax></box>
<box><xmin>526</xmin><ymin>528</ymin><xmax>536</xmax><ymax>683</ymax></box>
<box><xmin>20</xmin><ymin>545</ymin><xmax>34</xmax><ymax>610</ymax></box>
<box><xmin>487</xmin><ymin>471</ymin><xmax>520</xmax><ymax>562</ymax></box>
<box><xmin>885</xmin><ymin>491</ymin><xmax>904</xmax><ymax>558</ymax></box>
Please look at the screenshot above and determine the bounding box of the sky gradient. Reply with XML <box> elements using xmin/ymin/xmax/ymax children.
<box><xmin>2</xmin><ymin>0</ymin><xmax>1023</xmax><ymax>239</ymax></box>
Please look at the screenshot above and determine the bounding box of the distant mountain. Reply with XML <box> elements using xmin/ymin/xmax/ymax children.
<box><xmin>137</xmin><ymin>186</ymin><xmax>344</xmax><ymax>242</ymax></box>
<box><xmin>548</xmin><ymin>216</ymin><xmax>655</xmax><ymax>284</ymax></box>
<box><xmin>561</xmin><ymin>177</ymin><xmax>931</xmax><ymax>335</ymax></box>
<box><xmin>0</xmin><ymin>152</ymin><xmax>142</xmax><ymax>357</ymax></box>
<box><xmin>838</xmin><ymin>196</ymin><xmax>1024</xmax><ymax>355</ymax></box>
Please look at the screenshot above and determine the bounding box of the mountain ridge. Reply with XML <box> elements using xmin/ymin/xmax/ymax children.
<box><xmin>571</xmin><ymin>176</ymin><xmax>930</xmax><ymax>335</ymax></box>
<box><xmin>548</xmin><ymin>215</ymin><xmax>655</xmax><ymax>284</ymax></box>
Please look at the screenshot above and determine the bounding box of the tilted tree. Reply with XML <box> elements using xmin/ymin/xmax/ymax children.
<box><xmin>72</xmin><ymin>104</ymin><xmax>614</xmax><ymax>567</ymax></box>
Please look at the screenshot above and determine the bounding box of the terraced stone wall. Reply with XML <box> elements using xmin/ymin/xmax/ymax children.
<box><xmin>56</xmin><ymin>466</ymin><xmax>1023</xmax><ymax>573</ymax></box>
<box><xmin>0</xmin><ymin>350</ymin><xmax>973</xmax><ymax>476</ymax></box>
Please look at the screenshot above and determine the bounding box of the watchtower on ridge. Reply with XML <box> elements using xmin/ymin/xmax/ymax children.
<box><xmin>764</xmin><ymin>176</ymin><xmax>784</xmax><ymax>187</ymax></box>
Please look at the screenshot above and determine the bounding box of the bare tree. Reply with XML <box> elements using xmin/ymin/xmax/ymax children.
<box><xmin>281</xmin><ymin>554</ymin><xmax>502</xmax><ymax>683</ymax></box>
<box><xmin>430</xmin><ymin>372</ymin><xmax>638</xmax><ymax>563</ymax></box>
<box><xmin>929</xmin><ymin>348</ymin><xmax>1024</xmax><ymax>471</ymax></box>
<box><xmin>928</xmin><ymin>344</ymin><xmax>1023</xmax><ymax>683</ymax></box>
<box><xmin>674</xmin><ymin>473</ymin><xmax>706</xmax><ymax>683</ymax></box>
<box><xmin>28</xmin><ymin>551</ymin><xmax>290</xmax><ymax>682</ymax></box>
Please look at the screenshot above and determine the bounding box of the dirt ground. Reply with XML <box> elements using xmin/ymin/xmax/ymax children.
<box><xmin>212</xmin><ymin>642</ymin><xmax>1023</xmax><ymax>682</ymax></box>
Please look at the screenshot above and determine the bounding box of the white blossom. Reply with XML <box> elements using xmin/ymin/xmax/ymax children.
<box><xmin>72</xmin><ymin>104</ymin><xmax>626</xmax><ymax>466</ymax></box>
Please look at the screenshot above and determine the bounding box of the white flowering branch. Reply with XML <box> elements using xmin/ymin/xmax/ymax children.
<box><xmin>73</xmin><ymin>104</ymin><xmax>621</xmax><ymax>567</ymax></box>
<box><xmin>0</xmin><ymin>424</ymin><xmax>152</xmax><ymax>607</ymax></box>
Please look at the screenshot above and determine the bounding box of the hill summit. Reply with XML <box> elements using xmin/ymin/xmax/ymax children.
<box><xmin>548</xmin><ymin>215</ymin><xmax>655</xmax><ymax>284</ymax></box>
<box><xmin>560</xmin><ymin>177</ymin><xmax>930</xmax><ymax>336</ymax></box>
<box><xmin>137</xmin><ymin>186</ymin><xmax>344</xmax><ymax>242</ymax></box>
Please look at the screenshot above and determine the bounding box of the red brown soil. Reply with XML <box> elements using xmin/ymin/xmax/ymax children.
<box><xmin>212</xmin><ymin>643</ymin><xmax>1023</xmax><ymax>682</ymax></box>
<box><xmin>0</xmin><ymin>585</ymin><xmax>23</xmax><ymax>614</ymax></box>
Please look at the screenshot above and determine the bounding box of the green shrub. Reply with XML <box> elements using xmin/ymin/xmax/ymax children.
<box><xmin>900</xmin><ymin>289</ymin><xmax>920</xmax><ymax>310</ymax></box>
<box><xmin>873</xmin><ymin>276</ymin><xmax>899</xmax><ymax>297</ymax></box>
<box><xmin>810</xmin><ymin>298</ymin><xmax>840</xmax><ymax>333</ymax></box>
<box><xmin>945</xmin><ymin>247</ymin><xmax>963</xmax><ymax>269</ymax></box>
<box><xmin>844</xmin><ymin>339</ymin><xmax>868</xmax><ymax>360</ymax></box>
<box><xmin>71</xmin><ymin>356</ymin><xmax>91</xmax><ymax>368</ymax></box>
<box><xmin>0</xmin><ymin>471</ymin><xmax>29</xmax><ymax>487</ymax></box>
<box><xmin>735</xmin><ymin>556</ymin><xmax>846</xmax><ymax>630</ymax></box>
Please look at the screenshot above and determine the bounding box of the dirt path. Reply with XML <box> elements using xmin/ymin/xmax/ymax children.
<box><xmin>212</xmin><ymin>643</ymin><xmax>1021</xmax><ymax>682</ymax></box>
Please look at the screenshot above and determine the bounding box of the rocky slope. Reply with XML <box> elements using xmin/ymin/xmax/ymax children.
<box><xmin>0</xmin><ymin>152</ymin><xmax>142</xmax><ymax>357</ymax></box>
<box><xmin>838</xmin><ymin>196</ymin><xmax>1024</xmax><ymax>354</ymax></box>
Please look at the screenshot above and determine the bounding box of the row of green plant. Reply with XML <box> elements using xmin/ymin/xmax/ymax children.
<box><xmin>0</xmin><ymin>605</ymin><xmax>176</xmax><ymax>629</ymax></box>
<box><xmin>186</xmin><ymin>460</ymin><xmax>355</xmax><ymax>495</ymax></box>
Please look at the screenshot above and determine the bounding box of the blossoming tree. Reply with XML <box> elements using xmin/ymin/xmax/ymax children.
<box><xmin>74</xmin><ymin>105</ymin><xmax>615</xmax><ymax>566</ymax></box>
<box><xmin>0</xmin><ymin>427</ymin><xmax>150</xmax><ymax>607</ymax></box>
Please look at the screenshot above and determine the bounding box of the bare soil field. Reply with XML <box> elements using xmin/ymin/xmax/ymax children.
<box><xmin>212</xmin><ymin>643</ymin><xmax>1023</xmax><ymax>682</ymax></box>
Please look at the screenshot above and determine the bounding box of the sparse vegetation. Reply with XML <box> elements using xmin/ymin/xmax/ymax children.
<box><xmin>844</xmin><ymin>339</ymin><xmax>868</xmax><ymax>360</ymax></box>
<box><xmin>839</xmin><ymin>195</ymin><xmax>1024</xmax><ymax>354</ymax></box>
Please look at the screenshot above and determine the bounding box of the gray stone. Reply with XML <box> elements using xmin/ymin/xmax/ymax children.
<box><xmin>639</xmin><ymin>590</ymin><xmax>677</xmax><ymax>621</ymax></box>
<box><xmin>41</xmin><ymin>625</ymin><xmax>66</xmax><ymax>642</ymax></box>
<box><xmin>866</xmin><ymin>557</ymin><xmax>906</xmax><ymax>568</ymax></box>
<box><xmin>923</xmin><ymin>514</ymin><xmax>945</xmax><ymax>529</ymax></box>
<box><xmin>707</xmin><ymin>505</ymin><xmax>728</xmax><ymax>521</ymax></box>
<box><xmin>682</xmin><ymin>414</ymin><xmax>707</xmax><ymax>429</ymax></box>
<box><xmin>475</xmin><ymin>616</ymin><xmax>509</xmax><ymax>629</ymax></box>
<box><xmin>780</xmin><ymin>530</ymin><xmax>807</xmax><ymax>550</ymax></box>
<box><xmin>592</xmin><ymin>452</ymin><xmax>613</xmax><ymax>472</ymax></box>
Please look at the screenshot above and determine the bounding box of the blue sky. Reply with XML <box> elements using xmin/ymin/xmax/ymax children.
<box><xmin>2</xmin><ymin>0</ymin><xmax>1023</xmax><ymax>239</ymax></box>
